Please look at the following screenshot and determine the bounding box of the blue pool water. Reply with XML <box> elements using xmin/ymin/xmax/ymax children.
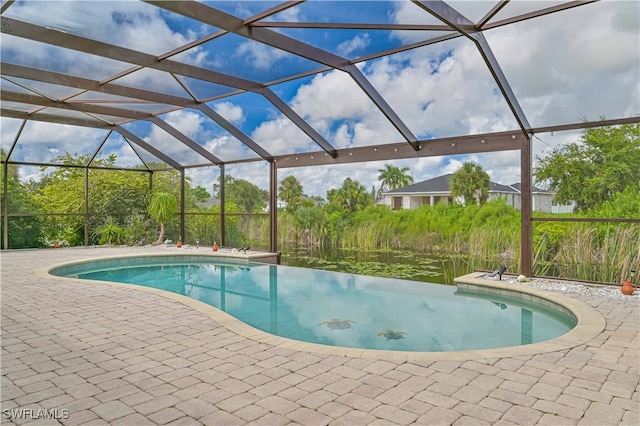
<box><xmin>52</xmin><ymin>256</ymin><xmax>577</xmax><ymax>352</ymax></box>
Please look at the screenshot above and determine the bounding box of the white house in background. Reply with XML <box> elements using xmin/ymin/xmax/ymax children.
<box><xmin>379</xmin><ymin>174</ymin><xmax>575</xmax><ymax>213</ymax></box>
<box><xmin>508</xmin><ymin>183</ymin><xmax>577</xmax><ymax>213</ymax></box>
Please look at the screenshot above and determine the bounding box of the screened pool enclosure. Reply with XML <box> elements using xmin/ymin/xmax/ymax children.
<box><xmin>1</xmin><ymin>0</ymin><xmax>639</xmax><ymax>278</ymax></box>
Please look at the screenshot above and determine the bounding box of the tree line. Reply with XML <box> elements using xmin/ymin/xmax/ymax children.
<box><xmin>1</xmin><ymin>123</ymin><xmax>638</xmax><ymax>283</ymax></box>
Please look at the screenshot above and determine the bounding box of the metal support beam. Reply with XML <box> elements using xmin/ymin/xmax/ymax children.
<box><xmin>275</xmin><ymin>130</ymin><xmax>524</xmax><ymax>168</ymax></box>
<box><xmin>344</xmin><ymin>64</ymin><xmax>419</xmax><ymax>150</ymax></box>
<box><xmin>197</xmin><ymin>104</ymin><xmax>274</xmax><ymax>161</ymax></box>
<box><xmin>0</xmin><ymin>17</ymin><xmax>262</xmax><ymax>93</ymax></box>
<box><xmin>411</xmin><ymin>1</ymin><xmax>532</xmax><ymax>135</ymax></box>
<box><xmin>1</xmin><ymin>63</ymin><xmax>195</xmax><ymax>108</ymax></box>
<box><xmin>148</xmin><ymin>116</ymin><xmax>222</xmax><ymax>166</ymax></box>
<box><xmin>219</xmin><ymin>165</ymin><xmax>226</xmax><ymax>246</ymax></box>
<box><xmin>470</xmin><ymin>32</ymin><xmax>531</xmax><ymax>134</ymax></box>
<box><xmin>1</xmin><ymin>90</ymin><xmax>157</xmax><ymax>122</ymax></box>
<box><xmin>2</xmin><ymin>119</ymin><xmax>25</xmax><ymax>249</ymax></box>
<box><xmin>270</xmin><ymin>162</ymin><xmax>278</xmax><ymax>254</ymax></box>
<box><xmin>1</xmin><ymin>108</ymin><xmax>110</xmax><ymax>128</ymax></box>
<box><xmin>3</xmin><ymin>17</ymin><xmax>340</xmax><ymax>160</ymax></box>
<box><xmin>2</xmin><ymin>161</ymin><xmax>8</xmax><ymax>249</ymax></box>
<box><xmin>147</xmin><ymin>0</ymin><xmax>418</xmax><ymax>150</ymax></box>
<box><xmin>258</xmin><ymin>88</ymin><xmax>338</xmax><ymax>158</ymax></box>
<box><xmin>180</xmin><ymin>169</ymin><xmax>186</xmax><ymax>244</ymax></box>
<box><xmin>84</xmin><ymin>168</ymin><xmax>89</xmax><ymax>246</ymax></box>
<box><xmin>520</xmin><ymin>134</ymin><xmax>533</xmax><ymax>277</ymax></box>
<box><xmin>113</xmin><ymin>126</ymin><xmax>183</xmax><ymax>171</ymax></box>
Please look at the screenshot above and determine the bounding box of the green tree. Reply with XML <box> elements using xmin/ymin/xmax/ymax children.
<box><xmin>230</xmin><ymin>179</ymin><xmax>268</xmax><ymax>212</ymax></box>
<box><xmin>589</xmin><ymin>184</ymin><xmax>640</xmax><ymax>219</ymax></box>
<box><xmin>534</xmin><ymin>123</ymin><xmax>640</xmax><ymax>212</ymax></box>
<box><xmin>214</xmin><ymin>175</ymin><xmax>268</xmax><ymax>213</ymax></box>
<box><xmin>449</xmin><ymin>162</ymin><xmax>490</xmax><ymax>205</ymax></box>
<box><xmin>187</xmin><ymin>185</ymin><xmax>210</xmax><ymax>208</ymax></box>
<box><xmin>31</xmin><ymin>154</ymin><xmax>91</xmax><ymax>245</ymax></box>
<box><xmin>278</xmin><ymin>175</ymin><xmax>304</xmax><ymax>211</ymax></box>
<box><xmin>327</xmin><ymin>178</ymin><xmax>373</xmax><ymax>213</ymax></box>
<box><xmin>377</xmin><ymin>164</ymin><xmax>414</xmax><ymax>191</ymax></box>
<box><xmin>0</xmin><ymin>151</ymin><xmax>44</xmax><ymax>248</ymax></box>
<box><xmin>147</xmin><ymin>191</ymin><xmax>179</xmax><ymax>245</ymax></box>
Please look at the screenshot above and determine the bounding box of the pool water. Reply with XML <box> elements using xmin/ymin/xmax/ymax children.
<box><xmin>53</xmin><ymin>257</ymin><xmax>577</xmax><ymax>352</ymax></box>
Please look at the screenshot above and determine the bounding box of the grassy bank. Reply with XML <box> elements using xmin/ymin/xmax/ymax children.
<box><xmin>267</xmin><ymin>200</ymin><xmax>639</xmax><ymax>284</ymax></box>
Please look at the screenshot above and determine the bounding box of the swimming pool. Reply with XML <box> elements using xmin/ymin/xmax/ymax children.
<box><xmin>51</xmin><ymin>255</ymin><xmax>577</xmax><ymax>353</ymax></box>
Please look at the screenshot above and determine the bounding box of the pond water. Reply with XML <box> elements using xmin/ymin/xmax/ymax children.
<box><xmin>279</xmin><ymin>246</ymin><xmax>473</xmax><ymax>285</ymax></box>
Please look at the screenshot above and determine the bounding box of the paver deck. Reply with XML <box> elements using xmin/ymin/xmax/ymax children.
<box><xmin>2</xmin><ymin>247</ymin><xmax>638</xmax><ymax>425</ymax></box>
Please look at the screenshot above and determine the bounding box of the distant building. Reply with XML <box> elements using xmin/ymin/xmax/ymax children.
<box><xmin>379</xmin><ymin>174</ymin><xmax>575</xmax><ymax>213</ymax></box>
<box><xmin>509</xmin><ymin>183</ymin><xmax>576</xmax><ymax>213</ymax></box>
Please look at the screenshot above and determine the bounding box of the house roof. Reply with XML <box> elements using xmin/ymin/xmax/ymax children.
<box><xmin>385</xmin><ymin>174</ymin><xmax>519</xmax><ymax>195</ymax></box>
<box><xmin>510</xmin><ymin>183</ymin><xmax>553</xmax><ymax>193</ymax></box>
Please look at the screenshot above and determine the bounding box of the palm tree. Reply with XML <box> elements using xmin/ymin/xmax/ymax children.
<box><xmin>328</xmin><ymin>178</ymin><xmax>373</xmax><ymax>212</ymax></box>
<box><xmin>278</xmin><ymin>175</ymin><xmax>304</xmax><ymax>206</ymax></box>
<box><xmin>449</xmin><ymin>162</ymin><xmax>490</xmax><ymax>205</ymax></box>
<box><xmin>147</xmin><ymin>191</ymin><xmax>179</xmax><ymax>245</ymax></box>
<box><xmin>377</xmin><ymin>164</ymin><xmax>414</xmax><ymax>191</ymax></box>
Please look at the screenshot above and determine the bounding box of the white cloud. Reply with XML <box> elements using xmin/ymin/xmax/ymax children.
<box><xmin>236</xmin><ymin>41</ymin><xmax>288</xmax><ymax>70</ymax></box>
<box><xmin>337</xmin><ymin>33</ymin><xmax>371</xmax><ymax>57</ymax></box>
<box><xmin>7</xmin><ymin>121</ymin><xmax>106</xmax><ymax>165</ymax></box>
<box><xmin>3</xmin><ymin>0</ymin><xmax>637</xmax><ymax>199</ymax></box>
<box><xmin>213</xmin><ymin>102</ymin><xmax>245</xmax><ymax>125</ymax></box>
<box><xmin>287</xmin><ymin>70</ymin><xmax>405</xmax><ymax>147</ymax></box>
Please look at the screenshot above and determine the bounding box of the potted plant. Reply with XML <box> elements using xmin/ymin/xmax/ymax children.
<box><xmin>621</xmin><ymin>269</ymin><xmax>636</xmax><ymax>295</ymax></box>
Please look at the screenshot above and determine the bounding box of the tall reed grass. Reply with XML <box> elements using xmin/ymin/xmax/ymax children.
<box><xmin>538</xmin><ymin>224</ymin><xmax>640</xmax><ymax>283</ymax></box>
<box><xmin>241</xmin><ymin>202</ymin><xmax>638</xmax><ymax>284</ymax></box>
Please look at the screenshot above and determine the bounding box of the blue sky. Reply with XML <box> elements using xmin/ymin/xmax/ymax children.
<box><xmin>1</xmin><ymin>1</ymin><xmax>638</xmax><ymax>197</ymax></box>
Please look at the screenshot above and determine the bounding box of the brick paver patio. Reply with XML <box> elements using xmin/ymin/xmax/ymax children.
<box><xmin>1</xmin><ymin>247</ymin><xmax>638</xmax><ymax>425</ymax></box>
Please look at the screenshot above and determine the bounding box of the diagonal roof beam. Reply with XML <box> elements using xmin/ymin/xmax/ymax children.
<box><xmin>250</xmin><ymin>22</ymin><xmax>452</xmax><ymax>30</ymax></box>
<box><xmin>0</xmin><ymin>17</ymin><xmax>262</xmax><ymax>92</ymax></box>
<box><xmin>113</xmin><ymin>125</ymin><xmax>183</xmax><ymax>170</ymax></box>
<box><xmin>1</xmin><ymin>108</ymin><xmax>110</xmax><ymax>128</ymax></box>
<box><xmin>1</xmin><ymin>90</ymin><xmax>155</xmax><ymax>122</ymax></box>
<box><xmin>476</xmin><ymin>0</ymin><xmax>510</xmax><ymax>29</ymax></box>
<box><xmin>147</xmin><ymin>116</ymin><xmax>222</xmax><ymax>166</ymax></box>
<box><xmin>0</xmin><ymin>0</ymin><xmax>15</xmax><ymax>14</ymax></box>
<box><xmin>11</xmin><ymin>89</ymin><xmax>229</xmax><ymax>168</ymax></box>
<box><xmin>0</xmin><ymin>18</ymin><xmax>337</xmax><ymax>157</ymax></box>
<box><xmin>482</xmin><ymin>1</ymin><xmax>598</xmax><ymax>31</ymax></box>
<box><xmin>412</xmin><ymin>0</ymin><xmax>531</xmax><ymax>134</ymax></box>
<box><xmin>344</xmin><ymin>64</ymin><xmax>418</xmax><ymax>149</ymax></box>
<box><xmin>258</xmin><ymin>88</ymin><xmax>338</xmax><ymax>157</ymax></box>
<box><xmin>1</xmin><ymin>63</ymin><xmax>197</xmax><ymax>108</ymax></box>
<box><xmin>2</xmin><ymin>63</ymin><xmax>276</xmax><ymax>163</ymax></box>
<box><xmin>144</xmin><ymin>0</ymin><xmax>419</xmax><ymax>150</ymax></box>
<box><xmin>243</xmin><ymin>1</ymin><xmax>305</xmax><ymax>25</ymax></box>
<box><xmin>197</xmin><ymin>104</ymin><xmax>274</xmax><ymax>162</ymax></box>
<box><xmin>469</xmin><ymin>31</ymin><xmax>531</xmax><ymax>133</ymax></box>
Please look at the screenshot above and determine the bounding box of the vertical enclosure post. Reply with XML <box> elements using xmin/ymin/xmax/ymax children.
<box><xmin>270</xmin><ymin>162</ymin><xmax>278</xmax><ymax>255</ymax></box>
<box><xmin>3</xmin><ymin>161</ymin><xmax>8</xmax><ymax>249</ymax></box>
<box><xmin>220</xmin><ymin>164</ymin><xmax>225</xmax><ymax>246</ymax></box>
<box><xmin>84</xmin><ymin>167</ymin><xmax>89</xmax><ymax>246</ymax></box>
<box><xmin>3</xmin><ymin>121</ymin><xmax>24</xmax><ymax>249</ymax></box>
<box><xmin>520</xmin><ymin>134</ymin><xmax>533</xmax><ymax>277</ymax></box>
<box><xmin>180</xmin><ymin>169</ymin><xmax>185</xmax><ymax>243</ymax></box>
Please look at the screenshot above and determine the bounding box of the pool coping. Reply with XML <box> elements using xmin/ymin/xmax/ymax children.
<box><xmin>39</xmin><ymin>254</ymin><xmax>607</xmax><ymax>362</ymax></box>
